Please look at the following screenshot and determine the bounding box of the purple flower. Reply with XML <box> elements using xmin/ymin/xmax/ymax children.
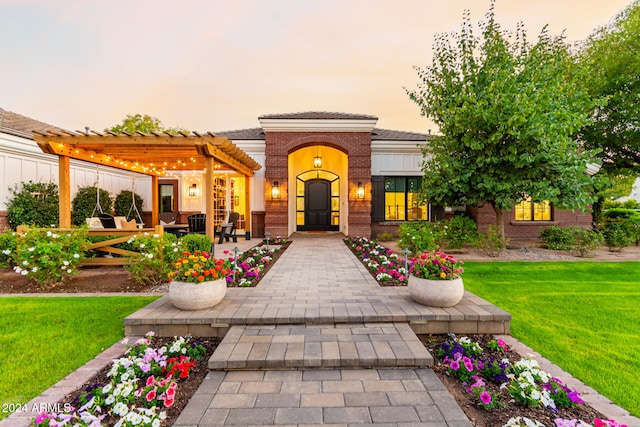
<box><xmin>568</xmin><ymin>390</ymin><xmax>585</xmax><ymax>405</ymax></box>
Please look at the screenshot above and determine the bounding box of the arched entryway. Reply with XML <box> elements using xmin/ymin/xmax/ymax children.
<box><xmin>296</xmin><ymin>170</ymin><xmax>340</xmax><ymax>231</ymax></box>
<box><xmin>288</xmin><ymin>145</ymin><xmax>348</xmax><ymax>235</ymax></box>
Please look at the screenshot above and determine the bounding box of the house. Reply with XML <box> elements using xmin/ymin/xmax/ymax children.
<box><xmin>0</xmin><ymin>108</ymin><xmax>592</xmax><ymax>238</ymax></box>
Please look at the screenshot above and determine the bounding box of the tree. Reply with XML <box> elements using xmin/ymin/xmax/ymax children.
<box><xmin>106</xmin><ymin>114</ymin><xmax>188</xmax><ymax>135</ymax></box>
<box><xmin>406</xmin><ymin>4</ymin><xmax>599</xmax><ymax>241</ymax></box>
<box><xmin>578</xmin><ymin>1</ymin><xmax>640</xmax><ymax>172</ymax></box>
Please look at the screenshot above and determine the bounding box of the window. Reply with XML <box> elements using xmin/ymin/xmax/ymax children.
<box><xmin>384</xmin><ymin>177</ymin><xmax>427</xmax><ymax>221</ymax></box>
<box><xmin>514</xmin><ymin>197</ymin><xmax>551</xmax><ymax>221</ymax></box>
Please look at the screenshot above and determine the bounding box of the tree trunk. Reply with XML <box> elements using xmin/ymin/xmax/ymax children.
<box><xmin>492</xmin><ymin>204</ymin><xmax>506</xmax><ymax>243</ymax></box>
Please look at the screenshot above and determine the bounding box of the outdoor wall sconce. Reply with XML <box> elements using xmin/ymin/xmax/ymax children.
<box><xmin>356</xmin><ymin>182</ymin><xmax>365</xmax><ymax>200</ymax></box>
<box><xmin>271</xmin><ymin>181</ymin><xmax>280</xmax><ymax>200</ymax></box>
<box><xmin>188</xmin><ymin>183</ymin><xmax>198</xmax><ymax>197</ymax></box>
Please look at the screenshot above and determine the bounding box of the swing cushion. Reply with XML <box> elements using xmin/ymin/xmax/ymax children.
<box><xmin>120</xmin><ymin>218</ymin><xmax>138</xmax><ymax>230</ymax></box>
<box><xmin>86</xmin><ymin>217</ymin><xmax>103</xmax><ymax>229</ymax></box>
<box><xmin>113</xmin><ymin>216</ymin><xmax>127</xmax><ymax>229</ymax></box>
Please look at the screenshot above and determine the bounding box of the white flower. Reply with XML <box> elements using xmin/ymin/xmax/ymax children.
<box><xmin>146</xmin><ymin>253</ymin><xmax>154</xmax><ymax>259</ymax></box>
<box><xmin>73</xmin><ymin>253</ymin><xmax>80</xmax><ymax>258</ymax></box>
<box><xmin>67</xmin><ymin>269</ymin><xmax>72</xmax><ymax>274</ymax></box>
<box><xmin>1</xmin><ymin>249</ymin><xmax>10</xmax><ymax>255</ymax></box>
<box><xmin>105</xmin><ymin>394</ymin><xmax>115</xmax><ymax>405</ymax></box>
<box><xmin>63</xmin><ymin>260</ymin><xmax>70</xmax><ymax>266</ymax></box>
<box><xmin>113</xmin><ymin>402</ymin><xmax>129</xmax><ymax>417</ymax></box>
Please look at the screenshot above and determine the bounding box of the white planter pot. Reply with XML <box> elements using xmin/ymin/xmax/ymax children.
<box><xmin>408</xmin><ymin>275</ymin><xmax>464</xmax><ymax>307</ymax></box>
<box><xmin>169</xmin><ymin>278</ymin><xmax>227</xmax><ymax>311</ymax></box>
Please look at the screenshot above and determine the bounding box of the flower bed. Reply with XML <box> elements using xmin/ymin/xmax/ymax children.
<box><xmin>421</xmin><ymin>334</ymin><xmax>627</xmax><ymax>427</ymax></box>
<box><xmin>344</xmin><ymin>236</ymin><xmax>409</xmax><ymax>286</ymax></box>
<box><xmin>223</xmin><ymin>237</ymin><xmax>290</xmax><ymax>287</ymax></box>
<box><xmin>30</xmin><ymin>333</ymin><xmax>218</xmax><ymax>427</ymax></box>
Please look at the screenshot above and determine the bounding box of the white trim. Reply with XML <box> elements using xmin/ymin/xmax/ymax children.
<box><xmin>258</xmin><ymin>118</ymin><xmax>377</xmax><ymax>133</ymax></box>
<box><xmin>371</xmin><ymin>140</ymin><xmax>426</xmax><ymax>152</ymax></box>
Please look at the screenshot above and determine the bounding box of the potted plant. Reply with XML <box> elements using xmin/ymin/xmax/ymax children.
<box><xmin>168</xmin><ymin>250</ymin><xmax>229</xmax><ymax>310</ymax></box>
<box><xmin>408</xmin><ymin>250</ymin><xmax>465</xmax><ymax>307</ymax></box>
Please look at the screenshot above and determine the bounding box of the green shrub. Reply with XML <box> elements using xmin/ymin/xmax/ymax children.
<box><xmin>125</xmin><ymin>233</ymin><xmax>183</xmax><ymax>286</ymax></box>
<box><xmin>0</xmin><ymin>231</ymin><xmax>17</xmax><ymax>268</ymax></box>
<box><xmin>71</xmin><ymin>186</ymin><xmax>113</xmax><ymax>226</ymax></box>
<box><xmin>13</xmin><ymin>227</ymin><xmax>89</xmax><ymax>286</ymax></box>
<box><xmin>179</xmin><ymin>233</ymin><xmax>212</xmax><ymax>253</ymax></box>
<box><xmin>476</xmin><ymin>225</ymin><xmax>508</xmax><ymax>257</ymax></box>
<box><xmin>627</xmin><ymin>216</ymin><xmax>640</xmax><ymax>245</ymax></box>
<box><xmin>603</xmin><ymin>208</ymin><xmax>640</xmax><ymax>220</ymax></box>
<box><xmin>375</xmin><ymin>232</ymin><xmax>394</xmax><ymax>242</ymax></box>
<box><xmin>113</xmin><ymin>190</ymin><xmax>144</xmax><ymax>222</ymax></box>
<box><xmin>572</xmin><ymin>228</ymin><xmax>604</xmax><ymax>257</ymax></box>
<box><xmin>6</xmin><ymin>181</ymin><xmax>59</xmax><ymax>228</ymax></box>
<box><xmin>398</xmin><ymin>221</ymin><xmax>442</xmax><ymax>253</ymax></box>
<box><xmin>443</xmin><ymin>214</ymin><xmax>478</xmax><ymax>249</ymax></box>
<box><xmin>602</xmin><ymin>220</ymin><xmax>634</xmax><ymax>251</ymax></box>
<box><xmin>540</xmin><ymin>225</ymin><xmax>575</xmax><ymax>251</ymax></box>
<box><xmin>603</xmin><ymin>199</ymin><xmax>640</xmax><ymax>210</ymax></box>
<box><xmin>540</xmin><ymin>225</ymin><xmax>604</xmax><ymax>257</ymax></box>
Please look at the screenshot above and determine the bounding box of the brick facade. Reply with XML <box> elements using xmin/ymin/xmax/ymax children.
<box><xmin>264</xmin><ymin>132</ymin><xmax>372</xmax><ymax>237</ymax></box>
<box><xmin>468</xmin><ymin>204</ymin><xmax>592</xmax><ymax>239</ymax></box>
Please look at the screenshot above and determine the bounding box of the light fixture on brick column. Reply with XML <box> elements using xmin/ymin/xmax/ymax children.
<box><xmin>313</xmin><ymin>145</ymin><xmax>322</xmax><ymax>169</ymax></box>
<box><xmin>356</xmin><ymin>182</ymin><xmax>365</xmax><ymax>200</ymax></box>
<box><xmin>271</xmin><ymin>181</ymin><xmax>280</xmax><ymax>200</ymax></box>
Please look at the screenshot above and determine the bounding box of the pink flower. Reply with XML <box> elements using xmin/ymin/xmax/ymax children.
<box><xmin>479</xmin><ymin>391</ymin><xmax>491</xmax><ymax>405</ymax></box>
<box><xmin>164</xmin><ymin>397</ymin><xmax>175</xmax><ymax>408</ymax></box>
<box><xmin>464</xmin><ymin>361</ymin><xmax>474</xmax><ymax>372</ymax></box>
<box><xmin>146</xmin><ymin>389</ymin><xmax>157</xmax><ymax>402</ymax></box>
<box><xmin>146</xmin><ymin>376</ymin><xmax>156</xmax><ymax>386</ymax></box>
<box><xmin>449</xmin><ymin>360</ymin><xmax>460</xmax><ymax>371</ymax></box>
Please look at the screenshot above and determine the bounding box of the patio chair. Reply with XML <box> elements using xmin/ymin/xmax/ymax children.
<box><xmin>98</xmin><ymin>213</ymin><xmax>117</xmax><ymax>229</ymax></box>
<box><xmin>182</xmin><ymin>213</ymin><xmax>206</xmax><ymax>235</ymax></box>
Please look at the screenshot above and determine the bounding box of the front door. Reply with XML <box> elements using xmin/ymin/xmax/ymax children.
<box><xmin>305</xmin><ymin>179</ymin><xmax>331</xmax><ymax>230</ymax></box>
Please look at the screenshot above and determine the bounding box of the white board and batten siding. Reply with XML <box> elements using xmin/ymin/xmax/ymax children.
<box><xmin>0</xmin><ymin>131</ymin><xmax>151</xmax><ymax>211</ymax></box>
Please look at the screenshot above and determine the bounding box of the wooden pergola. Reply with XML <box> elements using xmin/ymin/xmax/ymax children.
<box><xmin>32</xmin><ymin>129</ymin><xmax>261</xmax><ymax>241</ymax></box>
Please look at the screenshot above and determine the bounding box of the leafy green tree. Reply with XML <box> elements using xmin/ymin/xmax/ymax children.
<box><xmin>578</xmin><ymin>1</ymin><xmax>640</xmax><ymax>172</ymax></box>
<box><xmin>406</xmin><ymin>4</ymin><xmax>599</xmax><ymax>241</ymax></box>
<box><xmin>105</xmin><ymin>114</ymin><xmax>189</xmax><ymax>135</ymax></box>
<box><xmin>6</xmin><ymin>181</ymin><xmax>59</xmax><ymax>229</ymax></box>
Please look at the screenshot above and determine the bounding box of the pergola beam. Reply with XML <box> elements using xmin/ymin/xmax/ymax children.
<box><xmin>32</xmin><ymin>130</ymin><xmax>262</xmax><ymax>241</ymax></box>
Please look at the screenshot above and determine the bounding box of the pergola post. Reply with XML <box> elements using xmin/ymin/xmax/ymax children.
<box><xmin>151</xmin><ymin>175</ymin><xmax>159</xmax><ymax>226</ymax></box>
<box><xmin>205</xmin><ymin>156</ymin><xmax>215</xmax><ymax>241</ymax></box>
<box><xmin>58</xmin><ymin>155</ymin><xmax>71</xmax><ymax>228</ymax></box>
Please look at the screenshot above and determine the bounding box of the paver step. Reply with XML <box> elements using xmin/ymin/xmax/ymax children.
<box><xmin>209</xmin><ymin>322</ymin><xmax>433</xmax><ymax>370</ymax></box>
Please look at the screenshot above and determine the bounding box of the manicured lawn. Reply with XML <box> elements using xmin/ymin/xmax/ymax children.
<box><xmin>463</xmin><ymin>261</ymin><xmax>640</xmax><ymax>417</ymax></box>
<box><xmin>0</xmin><ymin>296</ymin><xmax>158</xmax><ymax>420</ymax></box>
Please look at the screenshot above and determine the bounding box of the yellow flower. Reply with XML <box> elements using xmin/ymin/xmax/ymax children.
<box><xmin>440</xmin><ymin>272</ymin><xmax>446</xmax><ymax>279</ymax></box>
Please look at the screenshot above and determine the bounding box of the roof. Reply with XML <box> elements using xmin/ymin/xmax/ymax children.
<box><xmin>371</xmin><ymin>128</ymin><xmax>428</xmax><ymax>141</ymax></box>
<box><xmin>0</xmin><ymin>108</ymin><xmax>63</xmax><ymax>139</ymax></box>
<box><xmin>258</xmin><ymin>111</ymin><xmax>378</xmax><ymax>120</ymax></box>
<box><xmin>218</xmin><ymin>127</ymin><xmax>429</xmax><ymax>141</ymax></box>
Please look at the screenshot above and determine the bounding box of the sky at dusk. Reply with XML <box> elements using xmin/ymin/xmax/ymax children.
<box><xmin>0</xmin><ymin>0</ymin><xmax>633</xmax><ymax>135</ymax></box>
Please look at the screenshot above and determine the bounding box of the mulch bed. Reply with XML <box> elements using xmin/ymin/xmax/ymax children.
<box><xmin>420</xmin><ymin>334</ymin><xmax>605</xmax><ymax>427</ymax></box>
<box><xmin>52</xmin><ymin>337</ymin><xmax>219</xmax><ymax>427</ymax></box>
